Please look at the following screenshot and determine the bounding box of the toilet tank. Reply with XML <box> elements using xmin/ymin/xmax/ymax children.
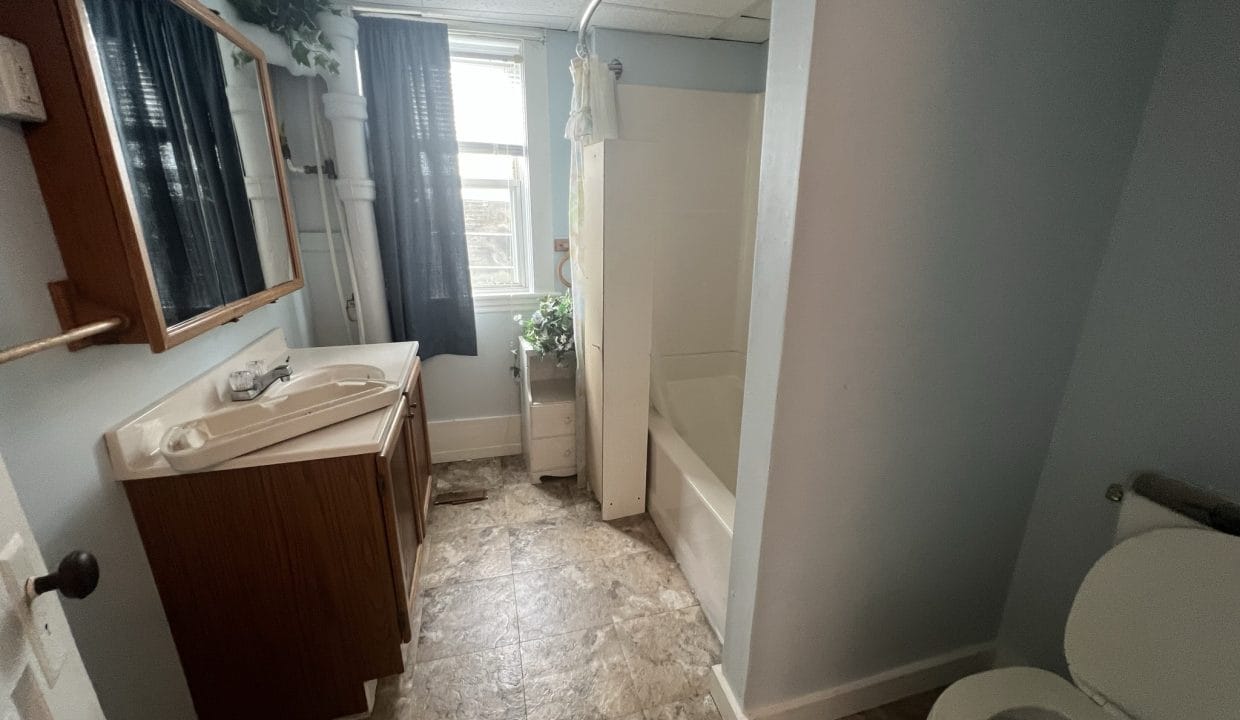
<box><xmin>1063</xmin><ymin>528</ymin><xmax>1240</xmax><ymax>720</ymax></box>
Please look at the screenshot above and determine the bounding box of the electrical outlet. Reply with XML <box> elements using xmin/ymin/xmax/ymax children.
<box><xmin>553</xmin><ymin>237</ymin><xmax>569</xmax><ymax>253</ymax></box>
<box><xmin>0</xmin><ymin>36</ymin><xmax>46</xmax><ymax>122</ymax></box>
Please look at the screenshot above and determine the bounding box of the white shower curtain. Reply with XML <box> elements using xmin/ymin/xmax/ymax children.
<box><xmin>566</xmin><ymin>55</ymin><xmax>618</xmax><ymax>487</ymax></box>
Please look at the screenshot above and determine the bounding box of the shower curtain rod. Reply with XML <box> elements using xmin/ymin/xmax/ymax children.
<box><xmin>576</xmin><ymin>0</ymin><xmax>604</xmax><ymax>56</ymax></box>
<box><xmin>575</xmin><ymin>1</ymin><xmax>623</xmax><ymax>77</ymax></box>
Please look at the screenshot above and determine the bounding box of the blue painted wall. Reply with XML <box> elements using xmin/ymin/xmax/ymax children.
<box><xmin>998</xmin><ymin>0</ymin><xmax>1240</xmax><ymax>673</ymax></box>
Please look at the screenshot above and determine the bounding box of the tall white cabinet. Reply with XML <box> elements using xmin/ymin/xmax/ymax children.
<box><xmin>577</xmin><ymin>140</ymin><xmax>659</xmax><ymax>520</ymax></box>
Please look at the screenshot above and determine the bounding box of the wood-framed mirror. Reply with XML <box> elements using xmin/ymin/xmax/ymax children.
<box><xmin>0</xmin><ymin>0</ymin><xmax>302</xmax><ymax>353</ymax></box>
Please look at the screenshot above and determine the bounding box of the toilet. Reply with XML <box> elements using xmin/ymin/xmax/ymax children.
<box><xmin>929</xmin><ymin>526</ymin><xmax>1240</xmax><ymax>720</ymax></box>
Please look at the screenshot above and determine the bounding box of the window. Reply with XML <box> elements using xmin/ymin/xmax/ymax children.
<box><xmin>449</xmin><ymin>34</ymin><xmax>533</xmax><ymax>294</ymax></box>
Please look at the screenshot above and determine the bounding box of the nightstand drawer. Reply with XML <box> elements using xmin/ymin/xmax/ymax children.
<box><xmin>530</xmin><ymin>401</ymin><xmax>575</xmax><ymax>439</ymax></box>
<box><xmin>529</xmin><ymin>434</ymin><xmax>575</xmax><ymax>470</ymax></box>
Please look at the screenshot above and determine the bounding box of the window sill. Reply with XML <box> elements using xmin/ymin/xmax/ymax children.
<box><xmin>473</xmin><ymin>291</ymin><xmax>544</xmax><ymax>313</ymax></box>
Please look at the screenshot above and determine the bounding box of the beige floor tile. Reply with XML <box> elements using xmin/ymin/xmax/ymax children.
<box><xmin>616</xmin><ymin>607</ymin><xmax>721</xmax><ymax>708</ymax></box>
<box><xmin>418</xmin><ymin>576</ymin><xmax>519</xmax><ymax>661</ymax></box>
<box><xmin>421</xmin><ymin>524</ymin><xmax>512</xmax><ymax>588</ymax></box>
<box><xmin>509</xmin><ymin>515</ymin><xmax>671</xmax><ymax>573</ymax></box>
<box><xmin>643</xmin><ymin>694</ymin><xmax>721</xmax><ymax>720</ymax></box>
<box><xmin>522</xmin><ymin>625</ymin><xmax>642</xmax><ymax>720</ymax></box>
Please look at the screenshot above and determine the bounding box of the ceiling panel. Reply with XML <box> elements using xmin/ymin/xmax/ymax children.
<box><xmin>364</xmin><ymin>0</ymin><xmax>770</xmax><ymax>42</ymax></box>
<box><xmin>590</xmin><ymin>4</ymin><xmax>724</xmax><ymax>39</ymax></box>
<box><xmin>604</xmin><ymin>0</ymin><xmax>753</xmax><ymax>20</ymax></box>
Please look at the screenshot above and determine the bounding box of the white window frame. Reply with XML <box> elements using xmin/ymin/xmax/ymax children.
<box><xmin>446</xmin><ymin>26</ymin><xmax>554</xmax><ymax>313</ymax></box>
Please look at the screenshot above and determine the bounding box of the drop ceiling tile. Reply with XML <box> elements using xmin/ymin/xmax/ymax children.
<box><xmin>590</xmin><ymin>5</ymin><xmax>724</xmax><ymax>38</ymax></box>
<box><xmin>409</xmin><ymin>0</ymin><xmax>577</xmax><ymax>30</ymax></box>
<box><xmin>418</xmin><ymin>0</ymin><xmax>582</xmax><ymax>15</ymax></box>
<box><xmin>711</xmin><ymin>15</ymin><xmax>769</xmax><ymax>43</ymax></box>
<box><xmin>742</xmin><ymin>0</ymin><xmax>771</xmax><ymax>20</ymax></box>
<box><xmin>606</xmin><ymin>0</ymin><xmax>753</xmax><ymax>20</ymax></box>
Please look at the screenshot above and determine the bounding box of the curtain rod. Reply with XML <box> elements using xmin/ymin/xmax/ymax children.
<box><xmin>576</xmin><ymin>0</ymin><xmax>604</xmax><ymax>57</ymax></box>
<box><xmin>0</xmin><ymin>317</ymin><xmax>126</xmax><ymax>365</ymax></box>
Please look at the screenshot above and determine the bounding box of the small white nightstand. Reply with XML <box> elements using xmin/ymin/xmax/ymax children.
<box><xmin>519</xmin><ymin>338</ymin><xmax>577</xmax><ymax>482</ymax></box>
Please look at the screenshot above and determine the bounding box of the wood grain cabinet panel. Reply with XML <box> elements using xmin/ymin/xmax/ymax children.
<box><xmin>124</xmin><ymin>361</ymin><xmax>430</xmax><ymax>720</ymax></box>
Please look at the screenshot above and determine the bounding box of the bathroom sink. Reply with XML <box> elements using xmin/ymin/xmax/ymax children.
<box><xmin>105</xmin><ymin>330</ymin><xmax>422</xmax><ymax>480</ymax></box>
<box><xmin>160</xmin><ymin>373</ymin><xmax>400</xmax><ymax>472</ymax></box>
<box><xmin>268</xmin><ymin>363</ymin><xmax>386</xmax><ymax>396</ymax></box>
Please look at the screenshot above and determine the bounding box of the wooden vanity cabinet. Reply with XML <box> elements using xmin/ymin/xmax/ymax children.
<box><xmin>124</xmin><ymin>360</ymin><xmax>433</xmax><ymax>720</ymax></box>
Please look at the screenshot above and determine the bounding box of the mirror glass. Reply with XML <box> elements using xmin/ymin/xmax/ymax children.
<box><xmin>81</xmin><ymin>0</ymin><xmax>296</xmax><ymax>326</ymax></box>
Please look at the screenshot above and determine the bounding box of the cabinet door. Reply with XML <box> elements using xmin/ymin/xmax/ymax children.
<box><xmin>408</xmin><ymin>373</ymin><xmax>433</xmax><ymax>538</ymax></box>
<box><xmin>377</xmin><ymin>421</ymin><xmax>418</xmax><ymax>642</ymax></box>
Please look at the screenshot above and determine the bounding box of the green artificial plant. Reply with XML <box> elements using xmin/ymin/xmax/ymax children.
<box><xmin>515</xmin><ymin>294</ymin><xmax>575</xmax><ymax>366</ymax></box>
<box><xmin>225</xmin><ymin>0</ymin><xmax>342</xmax><ymax>74</ymax></box>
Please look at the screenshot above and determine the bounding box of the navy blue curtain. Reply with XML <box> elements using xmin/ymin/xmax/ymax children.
<box><xmin>84</xmin><ymin>0</ymin><xmax>264</xmax><ymax>326</ymax></box>
<box><xmin>358</xmin><ymin>17</ymin><xmax>477</xmax><ymax>358</ymax></box>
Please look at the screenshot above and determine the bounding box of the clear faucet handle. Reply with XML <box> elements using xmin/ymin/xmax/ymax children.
<box><xmin>229</xmin><ymin>370</ymin><xmax>256</xmax><ymax>392</ymax></box>
<box><xmin>246</xmin><ymin>359</ymin><xmax>266</xmax><ymax>375</ymax></box>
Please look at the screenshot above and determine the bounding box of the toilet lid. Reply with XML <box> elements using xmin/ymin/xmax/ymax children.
<box><xmin>1064</xmin><ymin>528</ymin><xmax>1240</xmax><ymax>720</ymax></box>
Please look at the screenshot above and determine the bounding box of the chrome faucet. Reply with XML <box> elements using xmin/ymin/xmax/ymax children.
<box><xmin>229</xmin><ymin>357</ymin><xmax>292</xmax><ymax>401</ymax></box>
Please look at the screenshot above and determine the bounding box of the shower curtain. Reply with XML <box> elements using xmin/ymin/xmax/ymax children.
<box><xmin>565</xmin><ymin>55</ymin><xmax>619</xmax><ymax>487</ymax></box>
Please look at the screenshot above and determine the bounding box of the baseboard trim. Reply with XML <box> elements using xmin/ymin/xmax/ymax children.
<box><xmin>711</xmin><ymin>643</ymin><xmax>993</xmax><ymax>720</ymax></box>
<box><xmin>428</xmin><ymin>415</ymin><xmax>522</xmax><ymax>463</ymax></box>
<box><xmin>711</xmin><ymin>665</ymin><xmax>748</xmax><ymax>720</ymax></box>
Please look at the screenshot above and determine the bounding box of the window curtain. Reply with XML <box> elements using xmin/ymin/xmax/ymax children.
<box><xmin>84</xmin><ymin>0</ymin><xmax>264</xmax><ymax>326</ymax></box>
<box><xmin>358</xmin><ymin>17</ymin><xmax>477</xmax><ymax>358</ymax></box>
<box><xmin>565</xmin><ymin>55</ymin><xmax>619</xmax><ymax>485</ymax></box>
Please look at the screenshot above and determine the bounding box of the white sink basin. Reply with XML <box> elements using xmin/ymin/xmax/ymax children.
<box><xmin>105</xmin><ymin>330</ymin><xmax>420</xmax><ymax>480</ymax></box>
<box><xmin>161</xmin><ymin>375</ymin><xmax>400</xmax><ymax>472</ymax></box>
<box><xmin>270</xmin><ymin>363</ymin><xmax>386</xmax><ymax>396</ymax></box>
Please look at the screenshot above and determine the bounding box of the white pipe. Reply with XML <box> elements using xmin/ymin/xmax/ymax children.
<box><xmin>308</xmin><ymin>77</ymin><xmax>355</xmax><ymax>344</ymax></box>
<box><xmin>315</xmin><ymin>103</ymin><xmax>369</xmax><ymax>345</ymax></box>
<box><xmin>334</xmin><ymin>192</ymin><xmax>368</xmax><ymax>344</ymax></box>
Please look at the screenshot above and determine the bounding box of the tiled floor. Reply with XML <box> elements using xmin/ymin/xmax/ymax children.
<box><xmin>370</xmin><ymin>457</ymin><xmax>724</xmax><ymax>720</ymax></box>
<box><xmin>370</xmin><ymin>456</ymin><xmax>943</xmax><ymax>720</ymax></box>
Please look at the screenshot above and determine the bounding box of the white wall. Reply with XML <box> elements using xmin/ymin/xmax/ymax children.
<box><xmin>724</xmin><ymin>0</ymin><xmax>1173</xmax><ymax>715</ymax></box>
<box><xmin>0</xmin><ymin>120</ymin><xmax>312</xmax><ymax>719</ymax></box>
<box><xmin>998</xmin><ymin>0</ymin><xmax>1240</xmax><ymax>674</ymax></box>
<box><xmin>619</xmin><ymin>85</ymin><xmax>763</xmax><ymax>361</ymax></box>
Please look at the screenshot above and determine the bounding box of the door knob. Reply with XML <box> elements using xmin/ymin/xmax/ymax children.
<box><xmin>29</xmin><ymin>550</ymin><xmax>99</xmax><ymax>600</ymax></box>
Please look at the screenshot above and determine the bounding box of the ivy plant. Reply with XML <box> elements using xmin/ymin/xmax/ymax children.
<box><xmin>226</xmin><ymin>0</ymin><xmax>342</xmax><ymax>74</ymax></box>
<box><xmin>515</xmin><ymin>294</ymin><xmax>575</xmax><ymax>366</ymax></box>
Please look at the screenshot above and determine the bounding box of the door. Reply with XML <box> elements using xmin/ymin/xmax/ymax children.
<box><xmin>0</xmin><ymin>452</ymin><xmax>106</xmax><ymax>719</ymax></box>
<box><xmin>407</xmin><ymin>373</ymin><xmax>432</xmax><ymax>538</ymax></box>
<box><xmin>376</xmin><ymin>422</ymin><xmax>418</xmax><ymax>642</ymax></box>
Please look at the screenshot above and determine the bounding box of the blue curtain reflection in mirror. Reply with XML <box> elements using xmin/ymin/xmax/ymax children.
<box><xmin>83</xmin><ymin>0</ymin><xmax>265</xmax><ymax>325</ymax></box>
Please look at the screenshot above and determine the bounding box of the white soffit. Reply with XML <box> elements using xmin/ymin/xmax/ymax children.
<box><xmin>608</xmin><ymin>0</ymin><xmax>753</xmax><ymax>19</ymax></box>
<box><xmin>592</xmin><ymin>4</ymin><xmax>725</xmax><ymax>39</ymax></box>
<box><xmin>356</xmin><ymin>0</ymin><xmax>771</xmax><ymax>42</ymax></box>
<box><xmin>743</xmin><ymin>0</ymin><xmax>770</xmax><ymax>21</ymax></box>
<box><xmin>713</xmin><ymin>15</ymin><xmax>769</xmax><ymax>43</ymax></box>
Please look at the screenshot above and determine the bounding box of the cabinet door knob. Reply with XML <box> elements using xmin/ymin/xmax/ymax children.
<box><xmin>30</xmin><ymin>550</ymin><xmax>99</xmax><ymax>600</ymax></box>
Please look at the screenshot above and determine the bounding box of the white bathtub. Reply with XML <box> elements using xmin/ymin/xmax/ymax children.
<box><xmin>647</xmin><ymin>352</ymin><xmax>743</xmax><ymax>637</ymax></box>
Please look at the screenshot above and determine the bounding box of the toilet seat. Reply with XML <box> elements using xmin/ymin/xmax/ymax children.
<box><xmin>926</xmin><ymin>667</ymin><xmax>1115</xmax><ymax>720</ymax></box>
<box><xmin>931</xmin><ymin>528</ymin><xmax>1240</xmax><ymax>720</ymax></box>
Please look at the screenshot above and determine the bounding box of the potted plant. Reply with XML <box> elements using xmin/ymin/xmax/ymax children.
<box><xmin>515</xmin><ymin>294</ymin><xmax>574</xmax><ymax>367</ymax></box>
<box><xmin>225</xmin><ymin>0</ymin><xmax>343</xmax><ymax>74</ymax></box>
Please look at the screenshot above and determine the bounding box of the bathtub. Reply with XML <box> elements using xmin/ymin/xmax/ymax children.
<box><xmin>647</xmin><ymin>352</ymin><xmax>743</xmax><ymax>637</ymax></box>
